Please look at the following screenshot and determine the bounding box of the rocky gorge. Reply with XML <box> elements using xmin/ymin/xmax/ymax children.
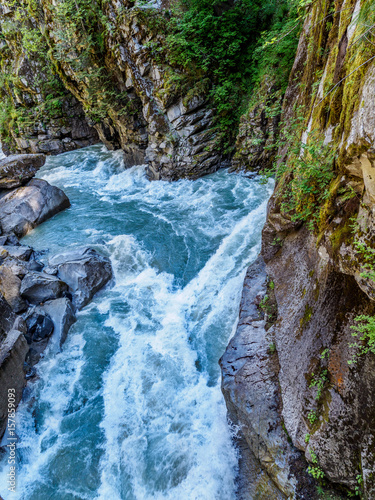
<box><xmin>0</xmin><ymin>0</ymin><xmax>375</xmax><ymax>498</ymax></box>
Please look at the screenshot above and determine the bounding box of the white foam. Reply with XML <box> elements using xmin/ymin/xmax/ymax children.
<box><xmin>0</xmin><ymin>145</ymin><xmax>273</xmax><ymax>499</ymax></box>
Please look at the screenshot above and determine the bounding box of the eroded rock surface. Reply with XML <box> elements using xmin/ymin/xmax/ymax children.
<box><xmin>49</xmin><ymin>247</ymin><xmax>113</xmax><ymax>309</ymax></box>
<box><xmin>37</xmin><ymin>298</ymin><xmax>76</xmax><ymax>351</ymax></box>
<box><xmin>220</xmin><ymin>258</ymin><xmax>317</xmax><ymax>499</ymax></box>
<box><xmin>0</xmin><ymin>154</ymin><xmax>46</xmax><ymax>189</ymax></box>
<box><xmin>0</xmin><ymin>178</ymin><xmax>70</xmax><ymax>237</ymax></box>
<box><xmin>20</xmin><ymin>271</ymin><xmax>69</xmax><ymax>304</ymax></box>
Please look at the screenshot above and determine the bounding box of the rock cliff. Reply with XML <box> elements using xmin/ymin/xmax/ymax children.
<box><xmin>0</xmin><ymin>0</ymin><xmax>224</xmax><ymax>179</ymax></box>
<box><xmin>222</xmin><ymin>1</ymin><xmax>375</xmax><ymax>498</ymax></box>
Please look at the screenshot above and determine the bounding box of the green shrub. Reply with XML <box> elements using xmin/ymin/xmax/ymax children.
<box><xmin>163</xmin><ymin>0</ymin><xmax>303</xmax><ymax>150</ymax></box>
<box><xmin>349</xmin><ymin>315</ymin><xmax>375</xmax><ymax>364</ymax></box>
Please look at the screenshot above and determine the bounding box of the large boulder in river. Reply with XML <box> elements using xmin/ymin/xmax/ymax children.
<box><xmin>0</xmin><ymin>154</ymin><xmax>45</xmax><ymax>189</ymax></box>
<box><xmin>0</xmin><ymin>178</ymin><xmax>70</xmax><ymax>237</ymax></box>
<box><xmin>49</xmin><ymin>247</ymin><xmax>113</xmax><ymax>309</ymax></box>
<box><xmin>37</xmin><ymin>298</ymin><xmax>76</xmax><ymax>350</ymax></box>
<box><xmin>20</xmin><ymin>271</ymin><xmax>69</xmax><ymax>304</ymax></box>
<box><xmin>24</xmin><ymin>298</ymin><xmax>76</xmax><ymax>367</ymax></box>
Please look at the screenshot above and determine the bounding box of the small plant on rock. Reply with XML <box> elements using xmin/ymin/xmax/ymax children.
<box><xmin>307</xmin><ymin>410</ymin><xmax>318</xmax><ymax>425</ymax></box>
<box><xmin>308</xmin><ymin>449</ymin><xmax>325</xmax><ymax>480</ymax></box>
<box><xmin>349</xmin><ymin>315</ymin><xmax>375</xmax><ymax>364</ymax></box>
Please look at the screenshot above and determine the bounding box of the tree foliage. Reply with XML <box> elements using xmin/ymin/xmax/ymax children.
<box><xmin>164</xmin><ymin>0</ymin><xmax>304</xmax><ymax>149</ymax></box>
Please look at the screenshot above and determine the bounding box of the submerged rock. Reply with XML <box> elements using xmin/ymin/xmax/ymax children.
<box><xmin>0</xmin><ymin>154</ymin><xmax>45</xmax><ymax>189</ymax></box>
<box><xmin>49</xmin><ymin>247</ymin><xmax>113</xmax><ymax>309</ymax></box>
<box><xmin>20</xmin><ymin>271</ymin><xmax>69</xmax><ymax>304</ymax></box>
<box><xmin>0</xmin><ymin>178</ymin><xmax>70</xmax><ymax>237</ymax></box>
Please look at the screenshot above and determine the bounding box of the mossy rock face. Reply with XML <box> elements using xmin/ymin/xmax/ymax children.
<box><xmin>262</xmin><ymin>220</ymin><xmax>375</xmax><ymax>496</ymax></box>
<box><xmin>231</xmin><ymin>83</ymin><xmax>283</xmax><ymax>173</ymax></box>
<box><xmin>259</xmin><ymin>2</ymin><xmax>375</xmax><ymax>497</ymax></box>
<box><xmin>0</xmin><ymin>3</ymin><xmax>98</xmax><ymax>155</ymax></box>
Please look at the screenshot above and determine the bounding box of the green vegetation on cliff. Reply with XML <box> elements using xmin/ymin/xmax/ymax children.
<box><xmin>0</xmin><ymin>0</ymin><xmax>304</xmax><ymax>154</ymax></box>
<box><xmin>163</xmin><ymin>0</ymin><xmax>304</xmax><ymax>149</ymax></box>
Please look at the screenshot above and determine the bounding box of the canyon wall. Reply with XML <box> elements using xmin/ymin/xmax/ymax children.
<box><xmin>0</xmin><ymin>0</ymin><xmax>224</xmax><ymax>179</ymax></box>
<box><xmin>222</xmin><ymin>0</ymin><xmax>375</xmax><ymax>498</ymax></box>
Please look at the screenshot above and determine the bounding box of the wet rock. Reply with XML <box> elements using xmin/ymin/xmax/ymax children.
<box><xmin>0</xmin><ymin>178</ymin><xmax>70</xmax><ymax>237</ymax></box>
<box><xmin>49</xmin><ymin>246</ymin><xmax>113</xmax><ymax>309</ymax></box>
<box><xmin>220</xmin><ymin>257</ymin><xmax>316</xmax><ymax>499</ymax></box>
<box><xmin>38</xmin><ymin>298</ymin><xmax>76</xmax><ymax>350</ymax></box>
<box><xmin>25</xmin><ymin>312</ymin><xmax>54</xmax><ymax>343</ymax></box>
<box><xmin>43</xmin><ymin>266</ymin><xmax>58</xmax><ymax>275</ymax></box>
<box><xmin>24</xmin><ymin>346</ymin><xmax>43</xmax><ymax>368</ymax></box>
<box><xmin>25</xmin><ymin>366</ymin><xmax>37</xmax><ymax>379</ymax></box>
<box><xmin>0</xmin><ymin>234</ymin><xmax>20</xmax><ymax>246</ymax></box>
<box><xmin>0</xmin><ymin>245</ymin><xmax>32</xmax><ymax>261</ymax></box>
<box><xmin>26</xmin><ymin>260</ymin><xmax>44</xmax><ymax>272</ymax></box>
<box><xmin>0</xmin><ymin>154</ymin><xmax>45</xmax><ymax>189</ymax></box>
<box><xmin>20</xmin><ymin>271</ymin><xmax>68</xmax><ymax>304</ymax></box>
<box><xmin>23</xmin><ymin>309</ymin><xmax>55</xmax><ymax>367</ymax></box>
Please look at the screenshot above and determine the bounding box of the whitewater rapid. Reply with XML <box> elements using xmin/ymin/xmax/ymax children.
<box><xmin>0</xmin><ymin>145</ymin><xmax>273</xmax><ymax>500</ymax></box>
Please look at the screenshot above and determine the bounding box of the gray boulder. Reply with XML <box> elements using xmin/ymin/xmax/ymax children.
<box><xmin>0</xmin><ymin>234</ymin><xmax>20</xmax><ymax>246</ymax></box>
<box><xmin>38</xmin><ymin>298</ymin><xmax>76</xmax><ymax>350</ymax></box>
<box><xmin>0</xmin><ymin>154</ymin><xmax>45</xmax><ymax>189</ymax></box>
<box><xmin>0</xmin><ymin>178</ymin><xmax>70</xmax><ymax>237</ymax></box>
<box><xmin>49</xmin><ymin>247</ymin><xmax>113</xmax><ymax>309</ymax></box>
<box><xmin>25</xmin><ymin>312</ymin><xmax>54</xmax><ymax>344</ymax></box>
<box><xmin>20</xmin><ymin>271</ymin><xmax>68</xmax><ymax>304</ymax></box>
<box><xmin>0</xmin><ymin>245</ymin><xmax>32</xmax><ymax>261</ymax></box>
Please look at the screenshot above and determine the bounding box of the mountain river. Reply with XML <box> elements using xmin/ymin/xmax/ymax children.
<box><xmin>0</xmin><ymin>144</ymin><xmax>273</xmax><ymax>500</ymax></box>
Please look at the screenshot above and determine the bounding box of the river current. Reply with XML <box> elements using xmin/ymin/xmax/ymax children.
<box><xmin>0</xmin><ymin>145</ymin><xmax>273</xmax><ymax>500</ymax></box>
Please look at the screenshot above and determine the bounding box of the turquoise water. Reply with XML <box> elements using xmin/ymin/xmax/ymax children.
<box><xmin>0</xmin><ymin>145</ymin><xmax>273</xmax><ymax>499</ymax></box>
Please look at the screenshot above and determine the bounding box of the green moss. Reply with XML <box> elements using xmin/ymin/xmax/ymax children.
<box><xmin>300</xmin><ymin>303</ymin><xmax>313</xmax><ymax>330</ymax></box>
<box><xmin>329</xmin><ymin>218</ymin><xmax>355</xmax><ymax>253</ymax></box>
<box><xmin>281</xmin><ymin>419</ymin><xmax>293</xmax><ymax>445</ymax></box>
